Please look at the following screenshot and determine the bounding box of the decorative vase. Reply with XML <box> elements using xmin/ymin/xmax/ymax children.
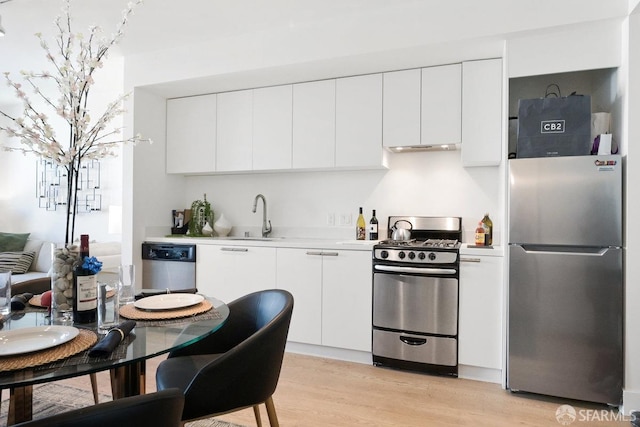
<box><xmin>214</xmin><ymin>213</ymin><xmax>232</xmax><ymax>237</ymax></box>
<box><xmin>51</xmin><ymin>243</ymin><xmax>80</xmax><ymax>321</ymax></box>
<box><xmin>202</xmin><ymin>221</ymin><xmax>214</xmax><ymax>237</ymax></box>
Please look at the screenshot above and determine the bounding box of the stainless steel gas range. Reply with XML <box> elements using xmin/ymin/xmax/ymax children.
<box><xmin>372</xmin><ymin>216</ymin><xmax>462</xmax><ymax>377</ymax></box>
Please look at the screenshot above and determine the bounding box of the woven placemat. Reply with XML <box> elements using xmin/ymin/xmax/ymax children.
<box><xmin>119</xmin><ymin>299</ymin><xmax>213</xmax><ymax>320</ymax></box>
<box><xmin>0</xmin><ymin>329</ymin><xmax>97</xmax><ymax>372</ymax></box>
<box><xmin>29</xmin><ymin>289</ymin><xmax>115</xmax><ymax>308</ymax></box>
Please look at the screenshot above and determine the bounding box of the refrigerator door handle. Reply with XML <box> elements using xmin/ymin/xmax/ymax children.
<box><xmin>510</xmin><ymin>244</ymin><xmax>620</xmax><ymax>256</ymax></box>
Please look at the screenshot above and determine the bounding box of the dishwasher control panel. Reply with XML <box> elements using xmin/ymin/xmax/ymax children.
<box><xmin>142</xmin><ymin>243</ymin><xmax>196</xmax><ymax>262</ymax></box>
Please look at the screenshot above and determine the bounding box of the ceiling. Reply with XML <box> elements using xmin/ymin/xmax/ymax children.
<box><xmin>0</xmin><ymin>0</ymin><xmax>633</xmax><ymax>104</ymax></box>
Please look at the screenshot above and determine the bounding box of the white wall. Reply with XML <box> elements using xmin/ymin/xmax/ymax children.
<box><xmin>179</xmin><ymin>151</ymin><xmax>502</xmax><ymax>243</ymax></box>
<box><xmin>623</xmin><ymin>9</ymin><xmax>640</xmax><ymax>414</ymax></box>
<box><xmin>0</xmin><ymin>58</ymin><xmax>125</xmax><ymax>245</ymax></box>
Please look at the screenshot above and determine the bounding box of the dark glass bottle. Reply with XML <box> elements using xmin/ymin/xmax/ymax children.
<box><xmin>481</xmin><ymin>213</ymin><xmax>493</xmax><ymax>246</ymax></box>
<box><xmin>369</xmin><ymin>209</ymin><xmax>379</xmax><ymax>240</ymax></box>
<box><xmin>73</xmin><ymin>234</ymin><xmax>97</xmax><ymax>323</ymax></box>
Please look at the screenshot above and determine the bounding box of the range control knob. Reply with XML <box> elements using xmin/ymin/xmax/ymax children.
<box><xmin>380</xmin><ymin>250</ymin><xmax>389</xmax><ymax>259</ymax></box>
<box><xmin>398</xmin><ymin>251</ymin><xmax>406</xmax><ymax>259</ymax></box>
<box><xmin>428</xmin><ymin>252</ymin><xmax>437</xmax><ymax>261</ymax></box>
<box><xmin>418</xmin><ymin>252</ymin><xmax>426</xmax><ymax>260</ymax></box>
<box><xmin>408</xmin><ymin>252</ymin><xmax>416</xmax><ymax>260</ymax></box>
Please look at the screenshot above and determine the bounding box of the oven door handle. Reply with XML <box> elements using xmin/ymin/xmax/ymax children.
<box><xmin>400</xmin><ymin>336</ymin><xmax>427</xmax><ymax>346</ymax></box>
<box><xmin>374</xmin><ymin>265</ymin><xmax>457</xmax><ymax>275</ymax></box>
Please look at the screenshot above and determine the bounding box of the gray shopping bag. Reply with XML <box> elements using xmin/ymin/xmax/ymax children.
<box><xmin>517</xmin><ymin>94</ymin><xmax>591</xmax><ymax>158</ymax></box>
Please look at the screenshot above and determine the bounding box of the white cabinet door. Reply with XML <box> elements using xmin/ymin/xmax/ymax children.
<box><xmin>292</xmin><ymin>80</ymin><xmax>336</xmax><ymax>169</ymax></box>
<box><xmin>461</xmin><ymin>59</ymin><xmax>503</xmax><ymax>167</ymax></box>
<box><xmin>196</xmin><ymin>245</ymin><xmax>276</xmax><ymax>305</ymax></box>
<box><xmin>459</xmin><ymin>255</ymin><xmax>503</xmax><ymax>369</ymax></box>
<box><xmin>276</xmin><ymin>248</ymin><xmax>322</xmax><ymax>345</ymax></box>
<box><xmin>335</xmin><ymin>74</ymin><xmax>383</xmax><ymax>168</ymax></box>
<box><xmin>216</xmin><ymin>89</ymin><xmax>253</xmax><ymax>172</ymax></box>
<box><xmin>253</xmin><ymin>85</ymin><xmax>293</xmax><ymax>170</ymax></box>
<box><xmin>166</xmin><ymin>94</ymin><xmax>217</xmax><ymax>174</ymax></box>
<box><xmin>383</xmin><ymin>69</ymin><xmax>421</xmax><ymax>148</ymax></box>
<box><xmin>321</xmin><ymin>250</ymin><xmax>372</xmax><ymax>352</ymax></box>
<box><xmin>421</xmin><ymin>63</ymin><xmax>461</xmax><ymax>145</ymax></box>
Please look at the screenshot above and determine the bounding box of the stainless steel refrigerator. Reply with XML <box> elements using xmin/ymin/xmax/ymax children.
<box><xmin>507</xmin><ymin>155</ymin><xmax>623</xmax><ymax>405</ymax></box>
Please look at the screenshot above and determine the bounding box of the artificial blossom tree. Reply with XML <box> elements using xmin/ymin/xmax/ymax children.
<box><xmin>0</xmin><ymin>0</ymin><xmax>149</xmax><ymax>245</ymax></box>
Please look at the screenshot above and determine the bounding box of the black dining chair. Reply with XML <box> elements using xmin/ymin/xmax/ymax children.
<box><xmin>13</xmin><ymin>388</ymin><xmax>184</xmax><ymax>427</ymax></box>
<box><xmin>10</xmin><ymin>277</ymin><xmax>101</xmax><ymax>404</ymax></box>
<box><xmin>155</xmin><ymin>289</ymin><xmax>294</xmax><ymax>427</ymax></box>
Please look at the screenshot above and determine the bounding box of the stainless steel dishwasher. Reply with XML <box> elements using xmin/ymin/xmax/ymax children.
<box><xmin>142</xmin><ymin>242</ymin><xmax>196</xmax><ymax>290</ymax></box>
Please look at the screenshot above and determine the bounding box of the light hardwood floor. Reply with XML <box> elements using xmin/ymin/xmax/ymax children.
<box><xmin>60</xmin><ymin>353</ymin><xmax>629</xmax><ymax>427</ymax></box>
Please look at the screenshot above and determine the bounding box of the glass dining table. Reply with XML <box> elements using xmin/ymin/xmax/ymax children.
<box><xmin>0</xmin><ymin>297</ymin><xmax>229</xmax><ymax>425</ymax></box>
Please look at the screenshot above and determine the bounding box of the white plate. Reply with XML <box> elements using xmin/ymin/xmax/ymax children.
<box><xmin>0</xmin><ymin>326</ymin><xmax>79</xmax><ymax>356</ymax></box>
<box><xmin>134</xmin><ymin>293</ymin><xmax>205</xmax><ymax>311</ymax></box>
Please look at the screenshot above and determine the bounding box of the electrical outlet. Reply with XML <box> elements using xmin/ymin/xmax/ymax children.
<box><xmin>326</xmin><ymin>213</ymin><xmax>335</xmax><ymax>226</ymax></box>
<box><xmin>339</xmin><ymin>213</ymin><xmax>352</xmax><ymax>226</ymax></box>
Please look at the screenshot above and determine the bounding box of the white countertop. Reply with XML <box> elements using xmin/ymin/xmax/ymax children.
<box><xmin>460</xmin><ymin>244</ymin><xmax>504</xmax><ymax>257</ymax></box>
<box><xmin>144</xmin><ymin>236</ymin><xmax>378</xmax><ymax>251</ymax></box>
<box><xmin>145</xmin><ymin>236</ymin><xmax>504</xmax><ymax>256</ymax></box>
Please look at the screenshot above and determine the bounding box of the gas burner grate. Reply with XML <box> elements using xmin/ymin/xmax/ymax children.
<box><xmin>422</xmin><ymin>239</ymin><xmax>459</xmax><ymax>248</ymax></box>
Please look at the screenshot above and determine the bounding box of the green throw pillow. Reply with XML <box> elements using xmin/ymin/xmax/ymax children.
<box><xmin>0</xmin><ymin>232</ymin><xmax>30</xmax><ymax>252</ymax></box>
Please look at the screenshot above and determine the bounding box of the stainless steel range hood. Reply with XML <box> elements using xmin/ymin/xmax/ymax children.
<box><xmin>386</xmin><ymin>144</ymin><xmax>458</xmax><ymax>153</ymax></box>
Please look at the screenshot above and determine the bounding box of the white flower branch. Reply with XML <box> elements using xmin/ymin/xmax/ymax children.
<box><xmin>0</xmin><ymin>0</ymin><xmax>150</xmax><ymax>244</ymax></box>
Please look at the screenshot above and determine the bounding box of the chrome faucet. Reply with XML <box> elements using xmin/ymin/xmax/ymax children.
<box><xmin>252</xmin><ymin>194</ymin><xmax>272</xmax><ymax>238</ymax></box>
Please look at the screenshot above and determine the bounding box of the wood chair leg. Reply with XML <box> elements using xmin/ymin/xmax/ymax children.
<box><xmin>253</xmin><ymin>404</ymin><xmax>263</xmax><ymax>427</ymax></box>
<box><xmin>265</xmin><ymin>396</ymin><xmax>279</xmax><ymax>427</ymax></box>
<box><xmin>90</xmin><ymin>373</ymin><xmax>99</xmax><ymax>404</ymax></box>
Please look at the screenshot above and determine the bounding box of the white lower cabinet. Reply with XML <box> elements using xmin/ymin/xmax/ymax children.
<box><xmin>276</xmin><ymin>248</ymin><xmax>323</xmax><ymax>345</ymax></box>
<box><xmin>196</xmin><ymin>245</ymin><xmax>276</xmax><ymax>304</ymax></box>
<box><xmin>276</xmin><ymin>248</ymin><xmax>372</xmax><ymax>351</ymax></box>
<box><xmin>458</xmin><ymin>254</ymin><xmax>503</xmax><ymax>369</ymax></box>
<box><xmin>321</xmin><ymin>250</ymin><xmax>372</xmax><ymax>352</ymax></box>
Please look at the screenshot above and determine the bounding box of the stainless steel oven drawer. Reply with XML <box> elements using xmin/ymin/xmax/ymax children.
<box><xmin>373</xmin><ymin>329</ymin><xmax>457</xmax><ymax>366</ymax></box>
<box><xmin>373</xmin><ymin>272</ymin><xmax>458</xmax><ymax>335</ymax></box>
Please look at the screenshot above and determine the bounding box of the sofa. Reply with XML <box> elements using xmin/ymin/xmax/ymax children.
<box><xmin>10</xmin><ymin>239</ymin><xmax>122</xmax><ymax>285</ymax></box>
<box><xmin>10</xmin><ymin>239</ymin><xmax>55</xmax><ymax>285</ymax></box>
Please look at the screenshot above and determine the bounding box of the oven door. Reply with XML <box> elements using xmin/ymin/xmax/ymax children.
<box><xmin>372</xmin><ymin>271</ymin><xmax>458</xmax><ymax>336</ymax></box>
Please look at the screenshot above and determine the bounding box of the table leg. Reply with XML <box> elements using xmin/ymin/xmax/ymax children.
<box><xmin>6</xmin><ymin>371</ymin><xmax>34</xmax><ymax>426</ymax></box>
<box><xmin>109</xmin><ymin>361</ymin><xmax>146</xmax><ymax>399</ymax></box>
<box><xmin>7</xmin><ymin>385</ymin><xmax>32</xmax><ymax>426</ymax></box>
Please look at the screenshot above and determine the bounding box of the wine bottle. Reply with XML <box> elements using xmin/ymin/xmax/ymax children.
<box><xmin>474</xmin><ymin>221</ymin><xmax>486</xmax><ymax>246</ymax></box>
<box><xmin>73</xmin><ymin>234</ymin><xmax>97</xmax><ymax>324</ymax></box>
<box><xmin>481</xmin><ymin>213</ymin><xmax>493</xmax><ymax>246</ymax></box>
<box><xmin>369</xmin><ymin>209</ymin><xmax>379</xmax><ymax>240</ymax></box>
<box><xmin>356</xmin><ymin>207</ymin><xmax>366</xmax><ymax>240</ymax></box>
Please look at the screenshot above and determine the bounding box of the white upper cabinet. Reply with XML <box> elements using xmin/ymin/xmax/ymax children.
<box><xmin>383</xmin><ymin>69</ymin><xmax>421</xmax><ymax>148</ymax></box>
<box><xmin>166</xmin><ymin>94</ymin><xmax>217</xmax><ymax>174</ymax></box>
<box><xmin>421</xmin><ymin>63</ymin><xmax>462</xmax><ymax>145</ymax></box>
<box><xmin>461</xmin><ymin>58</ymin><xmax>503</xmax><ymax>167</ymax></box>
<box><xmin>216</xmin><ymin>89</ymin><xmax>253</xmax><ymax>172</ymax></box>
<box><xmin>292</xmin><ymin>79</ymin><xmax>336</xmax><ymax>169</ymax></box>
<box><xmin>253</xmin><ymin>85</ymin><xmax>293</xmax><ymax>170</ymax></box>
<box><xmin>335</xmin><ymin>74</ymin><xmax>383</xmax><ymax>168</ymax></box>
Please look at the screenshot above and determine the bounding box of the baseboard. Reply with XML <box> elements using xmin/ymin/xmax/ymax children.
<box><xmin>623</xmin><ymin>389</ymin><xmax>640</xmax><ymax>415</ymax></box>
<box><xmin>284</xmin><ymin>343</ymin><xmax>503</xmax><ymax>386</ymax></box>
<box><xmin>458</xmin><ymin>365</ymin><xmax>502</xmax><ymax>384</ymax></box>
<box><xmin>285</xmin><ymin>342</ymin><xmax>372</xmax><ymax>365</ymax></box>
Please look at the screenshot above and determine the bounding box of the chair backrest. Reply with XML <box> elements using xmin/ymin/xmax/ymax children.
<box><xmin>14</xmin><ymin>388</ymin><xmax>184</xmax><ymax>427</ymax></box>
<box><xmin>183</xmin><ymin>289</ymin><xmax>294</xmax><ymax>412</ymax></box>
